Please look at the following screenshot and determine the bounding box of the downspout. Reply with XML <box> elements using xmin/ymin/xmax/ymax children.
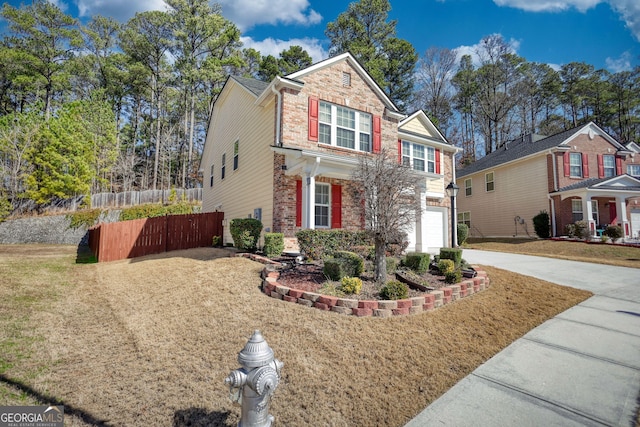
<box><xmin>452</xmin><ymin>152</ymin><xmax>458</xmax><ymax>247</ymax></box>
<box><xmin>271</xmin><ymin>84</ymin><xmax>282</xmax><ymax>146</ymax></box>
<box><xmin>549</xmin><ymin>150</ymin><xmax>558</xmax><ymax>237</ymax></box>
<box><xmin>548</xmin><ymin>194</ymin><xmax>557</xmax><ymax>237</ymax></box>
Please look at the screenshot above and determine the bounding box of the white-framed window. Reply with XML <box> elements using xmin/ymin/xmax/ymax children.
<box><xmin>603</xmin><ymin>154</ymin><xmax>615</xmax><ymax>177</ymax></box>
<box><xmin>572</xmin><ymin>199</ymin><xmax>583</xmax><ymax>222</ymax></box>
<box><xmin>221</xmin><ymin>153</ymin><xmax>226</xmax><ymax>179</ymax></box>
<box><xmin>457</xmin><ymin>211</ymin><xmax>470</xmax><ymax>228</ymax></box>
<box><xmin>342</xmin><ymin>72</ymin><xmax>351</xmax><ymax>87</ymax></box>
<box><xmin>209</xmin><ymin>164</ymin><xmax>214</xmax><ymax>187</ymax></box>
<box><xmin>464</xmin><ymin>178</ymin><xmax>472</xmax><ymax>197</ymax></box>
<box><xmin>628</xmin><ymin>164</ymin><xmax>640</xmax><ymax>177</ymax></box>
<box><xmin>570</xmin><ymin>153</ymin><xmax>583</xmax><ymax>177</ymax></box>
<box><xmin>233</xmin><ymin>140</ymin><xmax>239</xmax><ymax>170</ymax></box>
<box><xmin>315</xmin><ymin>183</ymin><xmax>330</xmax><ymax>227</ymax></box>
<box><xmin>485</xmin><ymin>172</ymin><xmax>494</xmax><ymax>192</ymax></box>
<box><xmin>318</xmin><ymin>101</ymin><xmax>371</xmax><ymax>152</ymax></box>
<box><xmin>401</xmin><ymin>141</ymin><xmax>435</xmax><ymax>173</ymax></box>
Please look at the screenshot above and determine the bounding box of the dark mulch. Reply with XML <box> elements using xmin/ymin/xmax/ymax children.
<box><xmin>273</xmin><ymin>258</ymin><xmax>449</xmax><ymax>300</ymax></box>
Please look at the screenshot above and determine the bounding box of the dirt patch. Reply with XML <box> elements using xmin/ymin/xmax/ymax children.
<box><xmin>0</xmin><ymin>246</ymin><xmax>592</xmax><ymax>426</ymax></box>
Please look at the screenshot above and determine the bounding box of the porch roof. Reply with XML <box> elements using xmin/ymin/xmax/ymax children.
<box><xmin>552</xmin><ymin>174</ymin><xmax>640</xmax><ymax>200</ymax></box>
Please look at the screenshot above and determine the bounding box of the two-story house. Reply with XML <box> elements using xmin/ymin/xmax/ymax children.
<box><xmin>456</xmin><ymin>122</ymin><xmax>640</xmax><ymax>239</ymax></box>
<box><xmin>201</xmin><ymin>52</ymin><xmax>459</xmax><ymax>253</ymax></box>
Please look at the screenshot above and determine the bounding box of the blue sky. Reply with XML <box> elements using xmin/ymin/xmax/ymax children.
<box><xmin>3</xmin><ymin>0</ymin><xmax>639</xmax><ymax>72</ymax></box>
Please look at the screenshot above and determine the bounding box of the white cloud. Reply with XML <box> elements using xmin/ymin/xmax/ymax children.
<box><xmin>241</xmin><ymin>36</ymin><xmax>328</xmax><ymax>64</ymax></box>
<box><xmin>609</xmin><ymin>0</ymin><xmax>640</xmax><ymax>42</ymax></box>
<box><xmin>494</xmin><ymin>0</ymin><xmax>640</xmax><ymax>41</ymax></box>
<box><xmin>606</xmin><ymin>51</ymin><xmax>633</xmax><ymax>72</ymax></box>
<box><xmin>218</xmin><ymin>0</ymin><xmax>322</xmax><ymax>31</ymax></box>
<box><xmin>74</xmin><ymin>0</ymin><xmax>166</xmax><ymax>22</ymax></box>
<box><xmin>492</xmin><ymin>0</ymin><xmax>601</xmax><ymax>13</ymax></box>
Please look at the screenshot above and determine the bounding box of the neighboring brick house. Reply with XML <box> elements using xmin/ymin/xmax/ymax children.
<box><xmin>456</xmin><ymin>122</ymin><xmax>640</xmax><ymax>239</ymax></box>
<box><xmin>201</xmin><ymin>52</ymin><xmax>459</xmax><ymax>252</ymax></box>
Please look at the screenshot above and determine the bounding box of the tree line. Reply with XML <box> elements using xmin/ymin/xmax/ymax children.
<box><xmin>0</xmin><ymin>0</ymin><xmax>638</xmax><ymax>208</ymax></box>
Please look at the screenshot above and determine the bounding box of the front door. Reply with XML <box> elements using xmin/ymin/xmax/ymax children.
<box><xmin>609</xmin><ymin>202</ymin><xmax>617</xmax><ymax>225</ymax></box>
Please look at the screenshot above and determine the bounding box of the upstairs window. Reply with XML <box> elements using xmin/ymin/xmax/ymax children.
<box><xmin>401</xmin><ymin>141</ymin><xmax>437</xmax><ymax>173</ymax></box>
<box><xmin>628</xmin><ymin>164</ymin><xmax>640</xmax><ymax>177</ymax></box>
<box><xmin>485</xmin><ymin>172</ymin><xmax>494</xmax><ymax>192</ymax></box>
<box><xmin>603</xmin><ymin>154</ymin><xmax>615</xmax><ymax>177</ymax></box>
<box><xmin>221</xmin><ymin>153</ymin><xmax>226</xmax><ymax>179</ymax></box>
<box><xmin>342</xmin><ymin>72</ymin><xmax>351</xmax><ymax>87</ymax></box>
<box><xmin>233</xmin><ymin>140</ymin><xmax>239</xmax><ymax>170</ymax></box>
<box><xmin>464</xmin><ymin>178</ymin><xmax>472</xmax><ymax>196</ymax></box>
<box><xmin>569</xmin><ymin>153</ymin><xmax>583</xmax><ymax>177</ymax></box>
<box><xmin>318</xmin><ymin>101</ymin><xmax>372</xmax><ymax>152</ymax></box>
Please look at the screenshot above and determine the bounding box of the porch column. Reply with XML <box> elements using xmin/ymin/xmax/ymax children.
<box><xmin>413</xmin><ymin>186</ymin><xmax>426</xmax><ymax>252</ymax></box>
<box><xmin>303</xmin><ymin>174</ymin><xmax>315</xmax><ymax>229</ymax></box>
<box><xmin>583</xmin><ymin>196</ymin><xmax>596</xmax><ymax>236</ymax></box>
<box><xmin>616</xmin><ymin>196</ymin><xmax>630</xmax><ymax>237</ymax></box>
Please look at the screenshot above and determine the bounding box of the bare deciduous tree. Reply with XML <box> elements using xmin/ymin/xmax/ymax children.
<box><xmin>351</xmin><ymin>148</ymin><xmax>421</xmax><ymax>282</ymax></box>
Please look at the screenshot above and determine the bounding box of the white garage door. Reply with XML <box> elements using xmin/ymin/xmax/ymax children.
<box><xmin>423</xmin><ymin>208</ymin><xmax>446</xmax><ymax>253</ymax></box>
<box><xmin>631</xmin><ymin>209</ymin><xmax>640</xmax><ymax>239</ymax></box>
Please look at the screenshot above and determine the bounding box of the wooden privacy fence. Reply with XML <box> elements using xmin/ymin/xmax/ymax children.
<box><xmin>89</xmin><ymin>212</ymin><xmax>224</xmax><ymax>262</ymax></box>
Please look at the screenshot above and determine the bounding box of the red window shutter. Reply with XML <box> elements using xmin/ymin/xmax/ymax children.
<box><xmin>373</xmin><ymin>115</ymin><xmax>381</xmax><ymax>153</ymax></box>
<box><xmin>616</xmin><ymin>157</ymin><xmax>623</xmax><ymax>175</ymax></box>
<box><xmin>435</xmin><ymin>149</ymin><xmax>441</xmax><ymax>174</ymax></box>
<box><xmin>308</xmin><ymin>96</ymin><xmax>319</xmax><ymax>141</ymax></box>
<box><xmin>398</xmin><ymin>139</ymin><xmax>402</xmax><ymax>163</ymax></box>
<box><xmin>597</xmin><ymin>154</ymin><xmax>604</xmax><ymax>178</ymax></box>
<box><xmin>331</xmin><ymin>185</ymin><xmax>342</xmax><ymax>229</ymax></box>
<box><xmin>295</xmin><ymin>180</ymin><xmax>302</xmax><ymax>227</ymax></box>
<box><xmin>563</xmin><ymin>152</ymin><xmax>570</xmax><ymax>177</ymax></box>
<box><xmin>582</xmin><ymin>153</ymin><xmax>589</xmax><ymax>178</ymax></box>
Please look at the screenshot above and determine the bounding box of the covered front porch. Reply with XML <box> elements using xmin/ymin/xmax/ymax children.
<box><xmin>551</xmin><ymin>175</ymin><xmax>640</xmax><ymax>239</ymax></box>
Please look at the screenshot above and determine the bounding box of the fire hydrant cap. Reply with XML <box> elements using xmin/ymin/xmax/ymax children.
<box><xmin>238</xmin><ymin>330</ymin><xmax>275</xmax><ymax>368</ymax></box>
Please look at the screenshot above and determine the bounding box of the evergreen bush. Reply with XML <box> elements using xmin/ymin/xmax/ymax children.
<box><xmin>404</xmin><ymin>252</ymin><xmax>430</xmax><ymax>273</ymax></box>
<box><xmin>379</xmin><ymin>280</ymin><xmax>408</xmax><ymax>300</ymax></box>
<box><xmin>263</xmin><ymin>232</ymin><xmax>284</xmax><ymax>258</ymax></box>
<box><xmin>230</xmin><ymin>218</ymin><xmax>263</xmax><ymax>251</ymax></box>
<box><xmin>323</xmin><ymin>259</ymin><xmax>345</xmax><ymax>281</ymax></box>
<box><xmin>439</xmin><ymin>247</ymin><xmax>463</xmax><ymax>267</ymax></box>
<box><xmin>444</xmin><ymin>270</ymin><xmax>462</xmax><ymax>284</ymax></box>
<box><xmin>603</xmin><ymin>225</ymin><xmax>623</xmax><ymax>240</ymax></box>
<box><xmin>437</xmin><ymin>259</ymin><xmax>455</xmax><ymax>274</ymax></box>
<box><xmin>334</xmin><ymin>250</ymin><xmax>364</xmax><ymax>277</ymax></box>
<box><xmin>532</xmin><ymin>210</ymin><xmax>550</xmax><ymax>238</ymax></box>
<box><xmin>340</xmin><ymin>276</ymin><xmax>363</xmax><ymax>295</ymax></box>
<box><xmin>457</xmin><ymin>223</ymin><xmax>469</xmax><ymax>245</ymax></box>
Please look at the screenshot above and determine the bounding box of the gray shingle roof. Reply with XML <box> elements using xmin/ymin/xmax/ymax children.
<box><xmin>553</xmin><ymin>175</ymin><xmax>640</xmax><ymax>192</ymax></box>
<box><xmin>457</xmin><ymin>124</ymin><xmax>590</xmax><ymax>178</ymax></box>
<box><xmin>231</xmin><ymin>75</ymin><xmax>269</xmax><ymax>97</ymax></box>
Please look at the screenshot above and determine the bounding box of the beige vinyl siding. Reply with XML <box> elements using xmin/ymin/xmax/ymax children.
<box><xmin>402</xmin><ymin>116</ymin><xmax>436</xmax><ymax>138</ymax></box>
<box><xmin>456</xmin><ymin>155</ymin><xmax>549</xmax><ymax>237</ymax></box>
<box><xmin>202</xmin><ymin>83</ymin><xmax>275</xmax><ymax>244</ymax></box>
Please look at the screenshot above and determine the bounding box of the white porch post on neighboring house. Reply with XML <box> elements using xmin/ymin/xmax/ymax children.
<box><xmin>413</xmin><ymin>185</ymin><xmax>426</xmax><ymax>253</ymax></box>
<box><xmin>616</xmin><ymin>196</ymin><xmax>629</xmax><ymax>237</ymax></box>
<box><xmin>303</xmin><ymin>174</ymin><xmax>316</xmax><ymax>229</ymax></box>
<box><xmin>583</xmin><ymin>196</ymin><xmax>596</xmax><ymax>236</ymax></box>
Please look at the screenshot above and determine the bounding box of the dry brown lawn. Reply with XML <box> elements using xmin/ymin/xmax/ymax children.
<box><xmin>466</xmin><ymin>238</ymin><xmax>640</xmax><ymax>268</ymax></box>
<box><xmin>0</xmin><ymin>244</ymin><xmax>593</xmax><ymax>426</ymax></box>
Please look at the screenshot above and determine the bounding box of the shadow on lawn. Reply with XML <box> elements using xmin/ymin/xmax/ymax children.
<box><xmin>0</xmin><ymin>374</ymin><xmax>109</xmax><ymax>426</ymax></box>
<box><xmin>173</xmin><ymin>407</ymin><xmax>232</xmax><ymax>426</ymax></box>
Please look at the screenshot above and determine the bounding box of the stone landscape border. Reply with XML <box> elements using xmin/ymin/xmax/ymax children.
<box><xmin>235</xmin><ymin>253</ymin><xmax>490</xmax><ymax>317</ymax></box>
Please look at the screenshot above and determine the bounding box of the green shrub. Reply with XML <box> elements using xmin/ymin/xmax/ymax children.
<box><xmin>404</xmin><ymin>252</ymin><xmax>430</xmax><ymax>273</ymax></box>
<box><xmin>532</xmin><ymin>210</ymin><xmax>550</xmax><ymax>238</ymax></box>
<box><xmin>334</xmin><ymin>250</ymin><xmax>364</xmax><ymax>277</ymax></box>
<box><xmin>573</xmin><ymin>220</ymin><xmax>590</xmax><ymax>239</ymax></box>
<box><xmin>0</xmin><ymin>195</ymin><xmax>11</xmax><ymax>223</ymax></box>
<box><xmin>263</xmin><ymin>232</ymin><xmax>284</xmax><ymax>258</ymax></box>
<box><xmin>386</xmin><ymin>257</ymin><xmax>399</xmax><ymax>274</ymax></box>
<box><xmin>437</xmin><ymin>259</ymin><xmax>455</xmax><ymax>274</ymax></box>
<box><xmin>323</xmin><ymin>259</ymin><xmax>345</xmax><ymax>281</ymax></box>
<box><xmin>379</xmin><ymin>280</ymin><xmax>408</xmax><ymax>300</ymax></box>
<box><xmin>296</xmin><ymin>229</ymin><xmax>370</xmax><ymax>260</ymax></box>
<box><xmin>119</xmin><ymin>202</ymin><xmax>194</xmax><ymax>221</ymax></box>
<box><xmin>444</xmin><ymin>270</ymin><xmax>462</xmax><ymax>284</ymax></box>
<box><xmin>67</xmin><ymin>209</ymin><xmax>102</xmax><ymax>229</ymax></box>
<box><xmin>603</xmin><ymin>225</ymin><xmax>623</xmax><ymax>240</ymax></box>
<box><xmin>230</xmin><ymin>218</ymin><xmax>263</xmax><ymax>251</ymax></box>
<box><xmin>457</xmin><ymin>223</ymin><xmax>469</xmax><ymax>245</ymax></box>
<box><xmin>212</xmin><ymin>235</ymin><xmax>222</xmax><ymax>247</ymax></box>
<box><xmin>440</xmin><ymin>247</ymin><xmax>463</xmax><ymax>267</ymax></box>
<box><xmin>340</xmin><ymin>276</ymin><xmax>363</xmax><ymax>295</ymax></box>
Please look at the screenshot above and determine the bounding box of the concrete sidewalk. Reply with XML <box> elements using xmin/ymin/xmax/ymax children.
<box><xmin>406</xmin><ymin>250</ymin><xmax>640</xmax><ymax>427</ymax></box>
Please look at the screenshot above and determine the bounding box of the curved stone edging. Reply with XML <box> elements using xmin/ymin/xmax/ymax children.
<box><xmin>237</xmin><ymin>253</ymin><xmax>491</xmax><ymax>317</ymax></box>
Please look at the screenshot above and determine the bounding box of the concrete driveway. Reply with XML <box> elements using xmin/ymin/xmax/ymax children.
<box><xmin>406</xmin><ymin>250</ymin><xmax>640</xmax><ymax>427</ymax></box>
